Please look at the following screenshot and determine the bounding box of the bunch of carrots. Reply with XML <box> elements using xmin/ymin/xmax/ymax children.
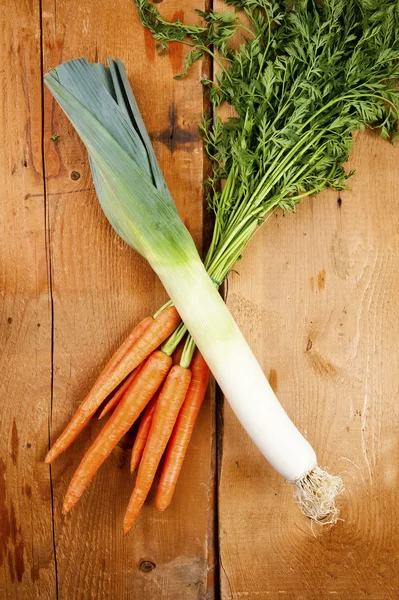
<box><xmin>45</xmin><ymin>305</ymin><xmax>210</xmax><ymax>533</ymax></box>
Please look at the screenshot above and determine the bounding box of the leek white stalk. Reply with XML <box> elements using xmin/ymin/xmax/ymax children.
<box><xmin>44</xmin><ymin>57</ymin><xmax>343</xmax><ymax>522</ymax></box>
<box><xmin>154</xmin><ymin>258</ymin><xmax>343</xmax><ymax>520</ymax></box>
<box><xmin>154</xmin><ymin>258</ymin><xmax>316</xmax><ymax>481</ymax></box>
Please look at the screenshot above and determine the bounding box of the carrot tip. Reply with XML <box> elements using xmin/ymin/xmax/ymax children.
<box><xmin>98</xmin><ymin>404</ymin><xmax>113</xmax><ymax>420</ymax></box>
<box><xmin>123</xmin><ymin>522</ymin><xmax>133</xmax><ymax>535</ymax></box>
<box><xmin>45</xmin><ymin>452</ymin><xmax>54</xmax><ymax>464</ymax></box>
<box><xmin>130</xmin><ymin>458</ymin><xmax>140</xmax><ymax>473</ymax></box>
<box><xmin>62</xmin><ymin>499</ymin><xmax>74</xmax><ymax>514</ymax></box>
<box><xmin>123</xmin><ymin>509</ymin><xmax>141</xmax><ymax>532</ymax></box>
<box><xmin>155</xmin><ymin>501</ymin><xmax>169</xmax><ymax>512</ymax></box>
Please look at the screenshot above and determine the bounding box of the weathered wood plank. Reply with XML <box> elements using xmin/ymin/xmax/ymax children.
<box><xmin>42</xmin><ymin>1</ymin><xmax>215</xmax><ymax>598</ymax></box>
<box><xmin>0</xmin><ymin>1</ymin><xmax>56</xmax><ymax>598</ymax></box>
<box><xmin>219</xmin><ymin>131</ymin><xmax>399</xmax><ymax>599</ymax></box>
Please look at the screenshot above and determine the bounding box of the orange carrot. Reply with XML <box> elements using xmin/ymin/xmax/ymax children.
<box><xmin>45</xmin><ymin>317</ymin><xmax>151</xmax><ymax>464</ymax></box>
<box><xmin>130</xmin><ymin>395</ymin><xmax>157</xmax><ymax>473</ymax></box>
<box><xmin>123</xmin><ymin>365</ymin><xmax>192</xmax><ymax>533</ymax></box>
<box><xmin>62</xmin><ymin>351</ymin><xmax>172</xmax><ymax>514</ymax></box>
<box><xmin>156</xmin><ymin>351</ymin><xmax>210</xmax><ymax>512</ymax></box>
<box><xmin>45</xmin><ymin>307</ymin><xmax>180</xmax><ymax>464</ymax></box>
<box><xmin>98</xmin><ymin>366</ymin><xmax>140</xmax><ymax>419</ymax></box>
<box><xmin>130</xmin><ymin>343</ymin><xmax>183</xmax><ymax>472</ymax></box>
<box><xmin>94</xmin><ymin>317</ymin><xmax>152</xmax><ymax>389</ymax></box>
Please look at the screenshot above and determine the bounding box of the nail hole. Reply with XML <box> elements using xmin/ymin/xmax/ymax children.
<box><xmin>8</xmin><ymin>317</ymin><xmax>12</xmax><ymax>324</ymax></box>
<box><xmin>140</xmin><ymin>560</ymin><xmax>156</xmax><ymax>572</ymax></box>
<box><xmin>70</xmin><ymin>171</ymin><xmax>80</xmax><ymax>181</ymax></box>
<box><xmin>337</xmin><ymin>197</ymin><xmax>342</xmax><ymax>207</ymax></box>
<box><xmin>26</xmin><ymin>443</ymin><xmax>32</xmax><ymax>449</ymax></box>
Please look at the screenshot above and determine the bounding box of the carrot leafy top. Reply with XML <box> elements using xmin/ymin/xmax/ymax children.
<box><xmin>137</xmin><ymin>0</ymin><xmax>399</xmax><ymax>283</ymax></box>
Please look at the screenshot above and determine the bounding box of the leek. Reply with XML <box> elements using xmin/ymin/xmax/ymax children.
<box><xmin>137</xmin><ymin>0</ymin><xmax>399</xmax><ymax>517</ymax></box>
<box><xmin>45</xmin><ymin>57</ymin><xmax>343</xmax><ymax>521</ymax></box>
<box><xmin>44</xmin><ymin>0</ymin><xmax>399</xmax><ymax>523</ymax></box>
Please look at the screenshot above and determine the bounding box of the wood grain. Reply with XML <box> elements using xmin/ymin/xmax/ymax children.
<box><xmin>4</xmin><ymin>1</ymin><xmax>399</xmax><ymax>598</ymax></box>
<box><xmin>40</xmin><ymin>1</ymin><xmax>216</xmax><ymax>598</ymax></box>
<box><xmin>0</xmin><ymin>1</ymin><xmax>56</xmax><ymax>598</ymax></box>
<box><xmin>7</xmin><ymin>0</ymin><xmax>215</xmax><ymax>598</ymax></box>
<box><xmin>219</xmin><ymin>131</ymin><xmax>399</xmax><ymax>599</ymax></box>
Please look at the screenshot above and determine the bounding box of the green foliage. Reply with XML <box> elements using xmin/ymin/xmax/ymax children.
<box><xmin>135</xmin><ymin>0</ymin><xmax>239</xmax><ymax>77</ymax></box>
<box><xmin>45</xmin><ymin>58</ymin><xmax>198</xmax><ymax>266</ymax></box>
<box><xmin>138</xmin><ymin>0</ymin><xmax>399</xmax><ymax>282</ymax></box>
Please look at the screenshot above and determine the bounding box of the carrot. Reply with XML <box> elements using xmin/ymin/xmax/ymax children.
<box><xmin>130</xmin><ymin>395</ymin><xmax>157</xmax><ymax>473</ymax></box>
<box><xmin>156</xmin><ymin>351</ymin><xmax>210</xmax><ymax>512</ymax></box>
<box><xmin>123</xmin><ymin>365</ymin><xmax>192</xmax><ymax>533</ymax></box>
<box><xmin>94</xmin><ymin>317</ymin><xmax>152</xmax><ymax>389</ymax></box>
<box><xmin>45</xmin><ymin>306</ymin><xmax>180</xmax><ymax>464</ymax></box>
<box><xmin>98</xmin><ymin>366</ymin><xmax>140</xmax><ymax>419</ymax></box>
<box><xmin>45</xmin><ymin>317</ymin><xmax>151</xmax><ymax>464</ymax></box>
<box><xmin>62</xmin><ymin>350</ymin><xmax>172</xmax><ymax>514</ymax></box>
<box><xmin>130</xmin><ymin>343</ymin><xmax>183</xmax><ymax>472</ymax></box>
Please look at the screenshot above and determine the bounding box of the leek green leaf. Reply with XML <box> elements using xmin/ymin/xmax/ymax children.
<box><xmin>45</xmin><ymin>59</ymin><xmax>196</xmax><ymax>266</ymax></box>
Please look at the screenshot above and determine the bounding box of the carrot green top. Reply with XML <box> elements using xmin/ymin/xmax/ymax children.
<box><xmin>137</xmin><ymin>0</ymin><xmax>399</xmax><ymax>284</ymax></box>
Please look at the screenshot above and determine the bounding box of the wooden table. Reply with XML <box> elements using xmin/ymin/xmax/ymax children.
<box><xmin>1</xmin><ymin>1</ymin><xmax>399</xmax><ymax>598</ymax></box>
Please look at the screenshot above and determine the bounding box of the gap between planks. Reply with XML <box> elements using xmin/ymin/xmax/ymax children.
<box><xmin>39</xmin><ymin>0</ymin><xmax>59</xmax><ymax>596</ymax></box>
<box><xmin>38</xmin><ymin>1</ymin><xmax>221</xmax><ymax>598</ymax></box>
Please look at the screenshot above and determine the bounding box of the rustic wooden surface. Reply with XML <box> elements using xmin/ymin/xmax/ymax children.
<box><xmin>0</xmin><ymin>1</ymin><xmax>56</xmax><ymax>598</ymax></box>
<box><xmin>1</xmin><ymin>0</ymin><xmax>215</xmax><ymax>598</ymax></box>
<box><xmin>1</xmin><ymin>1</ymin><xmax>399</xmax><ymax>599</ymax></box>
<box><xmin>220</xmin><ymin>132</ymin><xmax>399</xmax><ymax>599</ymax></box>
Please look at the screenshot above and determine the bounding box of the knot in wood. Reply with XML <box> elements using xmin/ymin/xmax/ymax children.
<box><xmin>139</xmin><ymin>560</ymin><xmax>156</xmax><ymax>572</ymax></box>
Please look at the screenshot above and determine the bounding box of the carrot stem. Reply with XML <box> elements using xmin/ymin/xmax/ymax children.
<box><xmin>161</xmin><ymin>321</ymin><xmax>187</xmax><ymax>356</ymax></box>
